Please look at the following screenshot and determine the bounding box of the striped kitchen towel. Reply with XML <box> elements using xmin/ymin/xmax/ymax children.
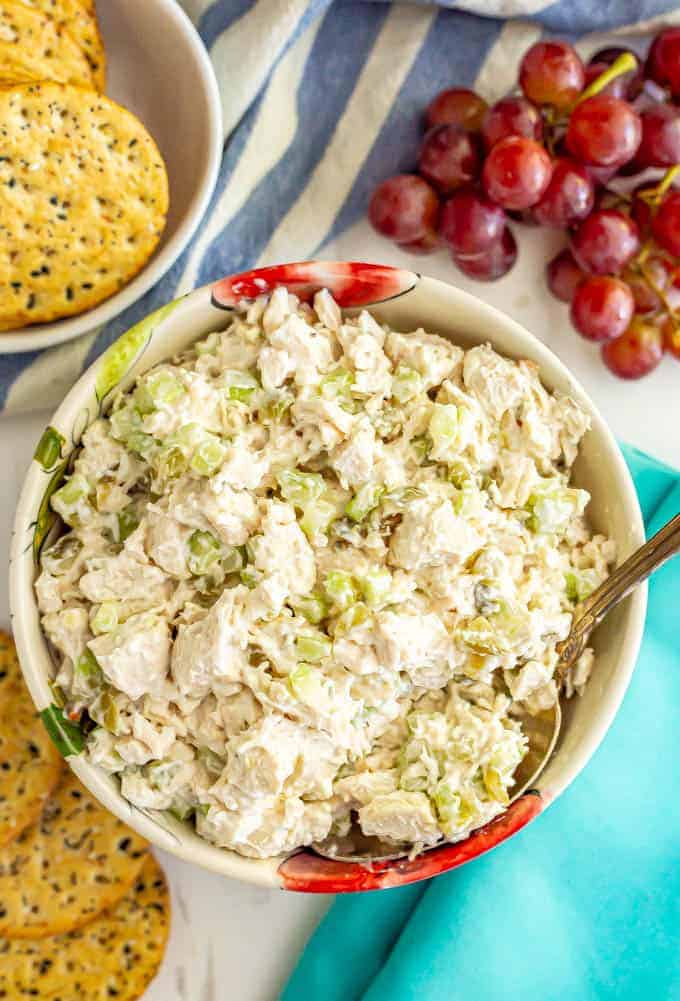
<box><xmin>0</xmin><ymin>0</ymin><xmax>677</xmax><ymax>414</ymax></box>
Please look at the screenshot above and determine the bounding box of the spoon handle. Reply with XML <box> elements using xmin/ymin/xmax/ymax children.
<box><xmin>558</xmin><ymin>511</ymin><xmax>680</xmax><ymax>668</ymax></box>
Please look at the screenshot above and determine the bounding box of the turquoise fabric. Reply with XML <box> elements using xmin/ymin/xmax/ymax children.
<box><xmin>282</xmin><ymin>444</ymin><xmax>680</xmax><ymax>1001</ymax></box>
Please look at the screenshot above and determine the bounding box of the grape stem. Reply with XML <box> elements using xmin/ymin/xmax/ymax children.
<box><xmin>576</xmin><ymin>51</ymin><xmax>638</xmax><ymax>103</ymax></box>
<box><xmin>657</xmin><ymin>165</ymin><xmax>680</xmax><ymax>199</ymax></box>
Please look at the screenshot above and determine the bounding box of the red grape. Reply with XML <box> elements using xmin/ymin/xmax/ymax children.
<box><xmin>586</xmin><ymin>47</ymin><xmax>643</xmax><ymax>99</ymax></box>
<box><xmin>439</xmin><ymin>188</ymin><xmax>506</xmax><ymax>254</ymax></box>
<box><xmin>583</xmin><ymin>163</ymin><xmax>618</xmax><ymax>188</ymax></box>
<box><xmin>519</xmin><ymin>41</ymin><xmax>585</xmax><ymax>110</ymax></box>
<box><xmin>566</xmin><ymin>95</ymin><xmax>642</xmax><ymax>166</ymax></box>
<box><xmin>453</xmin><ymin>228</ymin><xmax>517</xmax><ymax>281</ymax></box>
<box><xmin>547</xmin><ymin>249</ymin><xmax>586</xmax><ymax>302</ymax></box>
<box><xmin>570</xmin><ymin>210</ymin><xmax>640</xmax><ymax>275</ymax></box>
<box><xmin>624</xmin><ymin>271</ymin><xmax>661</xmax><ymax>315</ymax></box>
<box><xmin>602</xmin><ymin>318</ymin><xmax>665</xmax><ymax>379</ymax></box>
<box><xmin>369</xmin><ymin>175</ymin><xmax>440</xmax><ymax>243</ymax></box>
<box><xmin>481</xmin><ymin>97</ymin><xmax>543</xmax><ymax>150</ymax></box>
<box><xmin>482</xmin><ymin>136</ymin><xmax>552</xmax><ymax>210</ymax></box>
<box><xmin>652</xmin><ymin>192</ymin><xmax>680</xmax><ymax>257</ymax></box>
<box><xmin>571</xmin><ymin>276</ymin><xmax>634</xmax><ymax>341</ymax></box>
<box><xmin>425</xmin><ymin>88</ymin><xmax>488</xmax><ymax>131</ymax></box>
<box><xmin>645</xmin><ymin>28</ymin><xmax>680</xmax><ymax>98</ymax></box>
<box><xmin>399</xmin><ymin>230</ymin><xmax>441</xmax><ymax>254</ymax></box>
<box><xmin>418</xmin><ymin>125</ymin><xmax>481</xmax><ymax>194</ymax></box>
<box><xmin>533</xmin><ymin>158</ymin><xmax>594</xmax><ymax>227</ymax></box>
<box><xmin>637</xmin><ymin>105</ymin><xmax>680</xmax><ymax>168</ymax></box>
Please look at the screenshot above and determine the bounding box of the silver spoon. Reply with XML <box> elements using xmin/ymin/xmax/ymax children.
<box><xmin>313</xmin><ymin>512</ymin><xmax>680</xmax><ymax>864</ymax></box>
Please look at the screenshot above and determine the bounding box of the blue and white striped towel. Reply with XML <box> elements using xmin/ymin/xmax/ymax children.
<box><xmin>1</xmin><ymin>0</ymin><xmax>677</xmax><ymax>414</ymax></box>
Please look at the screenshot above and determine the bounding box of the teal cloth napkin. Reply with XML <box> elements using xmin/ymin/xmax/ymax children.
<box><xmin>282</xmin><ymin>444</ymin><xmax>680</xmax><ymax>1001</ymax></box>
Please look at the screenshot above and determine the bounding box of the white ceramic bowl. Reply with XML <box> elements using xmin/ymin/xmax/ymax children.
<box><xmin>0</xmin><ymin>0</ymin><xmax>222</xmax><ymax>354</ymax></box>
<box><xmin>9</xmin><ymin>262</ymin><xmax>647</xmax><ymax>892</ymax></box>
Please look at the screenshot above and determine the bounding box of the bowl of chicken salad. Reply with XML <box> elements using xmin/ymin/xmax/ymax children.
<box><xmin>10</xmin><ymin>261</ymin><xmax>646</xmax><ymax>892</ymax></box>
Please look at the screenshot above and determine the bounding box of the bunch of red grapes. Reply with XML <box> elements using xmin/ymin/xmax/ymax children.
<box><xmin>368</xmin><ymin>29</ymin><xmax>679</xmax><ymax>380</ymax></box>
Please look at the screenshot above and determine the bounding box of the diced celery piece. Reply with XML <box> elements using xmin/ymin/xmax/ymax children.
<box><xmin>456</xmin><ymin>616</ymin><xmax>508</xmax><ymax>655</ymax></box>
<box><xmin>359</xmin><ymin>567</ymin><xmax>392</xmax><ymax>607</ymax></box>
<box><xmin>54</xmin><ymin>473</ymin><xmax>90</xmax><ymax>507</ymax></box>
<box><xmin>320</xmin><ymin>367</ymin><xmax>353</xmax><ymax>400</ymax></box>
<box><xmin>454</xmin><ymin>481</ymin><xmax>481</xmax><ymax>516</ymax></box>
<box><xmin>323</xmin><ymin>571</ymin><xmax>359</xmax><ymax>610</ymax></box>
<box><xmin>133</xmin><ymin>384</ymin><xmax>155</xmax><ymax>415</ymax></box>
<box><xmin>90</xmin><ymin>690</ymin><xmax>121</xmax><ymax>734</ymax></box>
<box><xmin>91</xmin><ymin>602</ymin><xmax>119</xmax><ymax>635</ymax></box>
<box><xmin>345</xmin><ymin>484</ymin><xmax>384</xmax><ymax>522</ymax></box>
<box><xmin>433</xmin><ymin>783</ymin><xmax>476</xmax><ymax>830</ymax></box>
<box><xmin>154</xmin><ymin>445</ymin><xmax>188</xmax><ymax>481</ymax></box>
<box><xmin>277</xmin><ymin>469</ymin><xmax>325</xmax><ymax>508</ymax></box>
<box><xmin>411</xmin><ymin>435</ymin><xmax>431</xmax><ymax>463</ymax></box>
<box><xmin>187</xmin><ymin>530</ymin><xmax>222</xmax><ymax>575</ymax></box>
<box><xmin>391</xmin><ymin>365</ymin><xmax>422</xmax><ymax>403</ymax></box>
<box><xmin>295</xmin><ymin>633</ymin><xmax>332</xmax><ymax>662</ymax></box>
<box><xmin>383</xmin><ymin>486</ymin><xmax>425</xmax><ymax>510</ymax></box>
<box><xmin>222</xmin><ymin>546</ymin><xmax>244</xmax><ymax>573</ymax></box>
<box><xmin>75</xmin><ymin>648</ymin><xmax>104</xmax><ymax>692</ymax></box>
<box><xmin>260</xmin><ymin>391</ymin><xmax>294</xmax><ymax>423</ymax></box>
<box><xmin>169</xmin><ymin>798</ymin><xmax>195</xmax><ymax>822</ymax></box>
<box><xmin>117</xmin><ymin>506</ymin><xmax>139</xmax><ymax>543</ymax></box>
<box><xmin>291</xmin><ymin>594</ymin><xmax>329</xmax><ymax>625</ymax></box>
<box><xmin>240</xmin><ymin>567</ymin><xmax>263</xmax><ymax>589</ymax></box>
<box><xmin>146</xmin><ymin>759</ymin><xmax>183</xmax><ymax>791</ymax></box>
<box><xmin>300</xmin><ymin>499</ymin><xmax>337</xmax><ymax>539</ymax></box>
<box><xmin>565</xmin><ymin>568</ymin><xmax>600</xmax><ymax>603</ymax></box>
<box><xmin>143</xmin><ymin>369</ymin><xmax>186</xmax><ymax>407</ymax></box>
<box><xmin>171</xmin><ymin>423</ymin><xmax>209</xmax><ymax>449</ymax></box>
<box><xmin>429</xmin><ymin>403</ymin><xmax>460</xmax><ymax>456</ymax></box>
<box><xmin>190</xmin><ymin>436</ymin><xmax>226</xmax><ymax>476</ymax></box>
<box><xmin>222</xmin><ymin>370</ymin><xmax>260</xmax><ymax>403</ymax></box>
<box><xmin>109</xmin><ymin>405</ymin><xmax>142</xmax><ymax>441</ymax></box>
<box><xmin>483</xmin><ymin>766</ymin><xmax>509</xmax><ymax>805</ymax></box>
<box><xmin>127</xmin><ymin>432</ymin><xmax>156</xmax><ymax>459</ymax></box>
<box><xmin>526</xmin><ymin>482</ymin><xmax>589</xmax><ymax>535</ymax></box>
<box><xmin>287</xmin><ymin>663</ymin><xmax>329</xmax><ymax>710</ymax></box>
<box><xmin>51</xmin><ymin>474</ymin><xmax>91</xmax><ymax>525</ymax></box>
<box><xmin>333</xmin><ymin>602</ymin><xmax>369</xmax><ymax>635</ymax></box>
<box><xmin>198</xmin><ymin>746</ymin><xmax>226</xmax><ymax>776</ymax></box>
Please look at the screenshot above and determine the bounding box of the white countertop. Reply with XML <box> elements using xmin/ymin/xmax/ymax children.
<box><xmin>1</xmin><ymin>219</ymin><xmax>678</xmax><ymax>1001</ymax></box>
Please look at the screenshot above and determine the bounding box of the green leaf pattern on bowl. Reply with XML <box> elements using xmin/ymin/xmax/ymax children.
<box><xmin>95</xmin><ymin>297</ymin><xmax>182</xmax><ymax>403</ymax></box>
<box><xmin>40</xmin><ymin>704</ymin><xmax>85</xmax><ymax>756</ymax></box>
<box><xmin>33</xmin><ymin>427</ymin><xmax>66</xmax><ymax>471</ymax></box>
<box><xmin>32</xmin><ymin>460</ymin><xmax>69</xmax><ymax>564</ymax></box>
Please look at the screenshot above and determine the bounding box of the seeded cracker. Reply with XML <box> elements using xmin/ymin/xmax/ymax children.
<box><xmin>0</xmin><ymin>82</ymin><xmax>169</xmax><ymax>332</ymax></box>
<box><xmin>0</xmin><ymin>855</ymin><xmax>170</xmax><ymax>1000</ymax></box>
<box><xmin>0</xmin><ymin>632</ymin><xmax>62</xmax><ymax>848</ymax></box>
<box><xmin>0</xmin><ymin>770</ymin><xmax>148</xmax><ymax>938</ymax></box>
<box><xmin>0</xmin><ymin>0</ymin><xmax>94</xmax><ymax>88</ymax></box>
<box><xmin>16</xmin><ymin>0</ymin><xmax>106</xmax><ymax>90</ymax></box>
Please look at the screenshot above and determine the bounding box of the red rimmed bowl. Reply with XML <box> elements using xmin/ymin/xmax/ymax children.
<box><xmin>9</xmin><ymin>262</ymin><xmax>646</xmax><ymax>891</ymax></box>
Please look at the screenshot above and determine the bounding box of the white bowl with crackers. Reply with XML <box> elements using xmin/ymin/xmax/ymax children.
<box><xmin>0</xmin><ymin>0</ymin><xmax>222</xmax><ymax>353</ymax></box>
<box><xmin>10</xmin><ymin>261</ymin><xmax>646</xmax><ymax>892</ymax></box>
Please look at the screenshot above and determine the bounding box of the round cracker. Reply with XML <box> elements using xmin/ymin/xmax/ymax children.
<box><xmin>0</xmin><ymin>855</ymin><xmax>170</xmax><ymax>1000</ymax></box>
<box><xmin>0</xmin><ymin>81</ymin><xmax>169</xmax><ymax>332</ymax></box>
<box><xmin>0</xmin><ymin>631</ymin><xmax>63</xmax><ymax>849</ymax></box>
<box><xmin>0</xmin><ymin>770</ymin><xmax>149</xmax><ymax>939</ymax></box>
<box><xmin>0</xmin><ymin>0</ymin><xmax>95</xmax><ymax>88</ymax></box>
<box><xmin>17</xmin><ymin>0</ymin><xmax>106</xmax><ymax>90</ymax></box>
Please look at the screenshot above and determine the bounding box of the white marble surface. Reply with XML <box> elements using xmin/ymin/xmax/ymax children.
<box><xmin>1</xmin><ymin>219</ymin><xmax>678</xmax><ymax>1000</ymax></box>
